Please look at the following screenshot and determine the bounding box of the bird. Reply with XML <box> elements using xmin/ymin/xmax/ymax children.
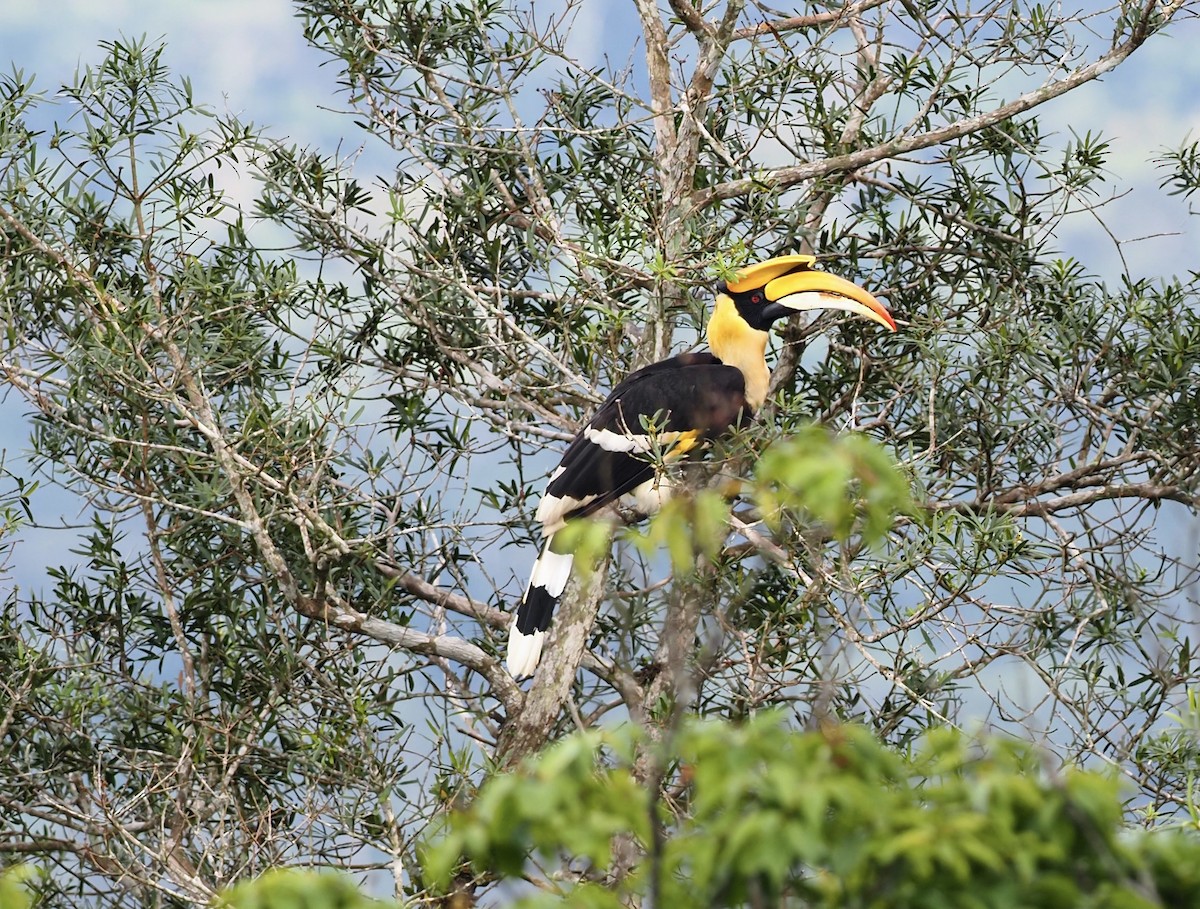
<box><xmin>506</xmin><ymin>254</ymin><xmax>896</xmax><ymax>677</ymax></box>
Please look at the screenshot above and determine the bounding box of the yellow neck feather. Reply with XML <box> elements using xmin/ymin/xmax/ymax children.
<box><xmin>706</xmin><ymin>294</ymin><xmax>770</xmax><ymax>410</ymax></box>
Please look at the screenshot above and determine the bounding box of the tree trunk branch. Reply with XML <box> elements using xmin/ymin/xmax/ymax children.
<box><xmin>497</xmin><ymin>556</ymin><xmax>609</xmax><ymax>766</ymax></box>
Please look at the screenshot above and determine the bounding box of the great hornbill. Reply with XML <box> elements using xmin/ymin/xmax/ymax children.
<box><xmin>506</xmin><ymin>254</ymin><xmax>895</xmax><ymax>677</ymax></box>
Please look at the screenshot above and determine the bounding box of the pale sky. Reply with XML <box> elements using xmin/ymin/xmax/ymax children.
<box><xmin>1</xmin><ymin>1</ymin><xmax>343</xmax><ymax>143</ymax></box>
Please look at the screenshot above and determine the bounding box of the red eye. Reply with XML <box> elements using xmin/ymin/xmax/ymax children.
<box><xmin>751</xmin><ymin>293</ymin><xmax>762</xmax><ymax>303</ymax></box>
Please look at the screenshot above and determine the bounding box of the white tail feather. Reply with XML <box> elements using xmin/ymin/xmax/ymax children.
<box><xmin>532</xmin><ymin>547</ymin><xmax>573</xmax><ymax>598</ymax></box>
<box><xmin>506</xmin><ymin>542</ymin><xmax>574</xmax><ymax>677</ymax></box>
<box><xmin>506</xmin><ymin>626</ymin><xmax>545</xmax><ymax>678</ymax></box>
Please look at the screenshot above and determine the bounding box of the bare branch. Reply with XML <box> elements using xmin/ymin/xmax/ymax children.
<box><xmin>694</xmin><ymin>4</ymin><xmax>1178</xmax><ymax>208</ymax></box>
<box><xmin>732</xmin><ymin>0</ymin><xmax>893</xmax><ymax>41</ymax></box>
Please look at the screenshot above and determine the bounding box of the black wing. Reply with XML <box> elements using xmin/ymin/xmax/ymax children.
<box><xmin>540</xmin><ymin>352</ymin><xmax>749</xmax><ymax>527</ymax></box>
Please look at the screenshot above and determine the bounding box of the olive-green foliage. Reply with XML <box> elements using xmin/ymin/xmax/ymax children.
<box><xmin>0</xmin><ymin>868</ymin><xmax>33</xmax><ymax>909</ymax></box>
<box><xmin>216</xmin><ymin>870</ymin><xmax>398</xmax><ymax>909</ymax></box>
<box><xmin>0</xmin><ymin>36</ymin><xmax>413</xmax><ymax>904</ymax></box>
<box><xmin>424</xmin><ymin>715</ymin><xmax>1200</xmax><ymax>908</ymax></box>
<box><xmin>754</xmin><ymin>425</ymin><xmax>914</xmax><ymax>546</ymax></box>
<box><xmin>557</xmin><ymin>424</ymin><xmax>911</xmax><ymax>581</ymax></box>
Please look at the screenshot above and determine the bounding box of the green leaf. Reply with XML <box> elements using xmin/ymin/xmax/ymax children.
<box><xmin>217</xmin><ymin>870</ymin><xmax>397</xmax><ymax>909</ymax></box>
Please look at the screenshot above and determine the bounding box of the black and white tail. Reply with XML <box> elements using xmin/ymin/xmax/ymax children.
<box><xmin>506</xmin><ymin>538</ymin><xmax>573</xmax><ymax>677</ymax></box>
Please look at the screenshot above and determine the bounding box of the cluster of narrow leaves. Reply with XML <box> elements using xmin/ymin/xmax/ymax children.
<box><xmin>753</xmin><ymin>425</ymin><xmax>914</xmax><ymax>546</ymax></box>
<box><xmin>216</xmin><ymin>870</ymin><xmax>397</xmax><ymax>909</ymax></box>
<box><xmin>422</xmin><ymin>714</ymin><xmax>1200</xmax><ymax>908</ymax></box>
<box><xmin>557</xmin><ymin>424</ymin><xmax>912</xmax><ymax>583</ymax></box>
<box><xmin>5</xmin><ymin>864</ymin><xmax>398</xmax><ymax>909</ymax></box>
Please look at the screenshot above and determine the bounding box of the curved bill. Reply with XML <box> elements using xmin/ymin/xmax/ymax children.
<box><xmin>764</xmin><ymin>269</ymin><xmax>896</xmax><ymax>331</ymax></box>
<box><xmin>726</xmin><ymin>254</ymin><xmax>816</xmax><ymax>293</ymax></box>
